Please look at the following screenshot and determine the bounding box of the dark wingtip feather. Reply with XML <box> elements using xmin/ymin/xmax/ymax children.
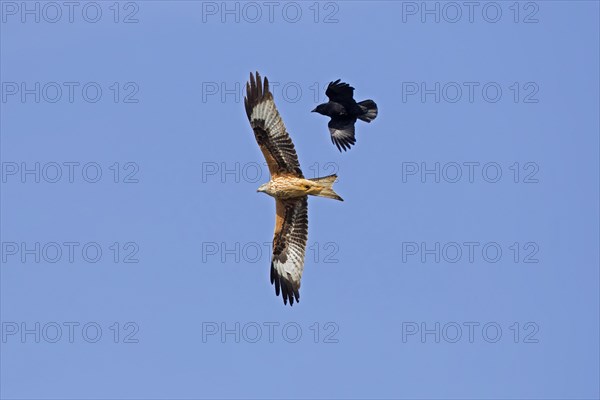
<box><xmin>270</xmin><ymin>263</ymin><xmax>280</xmax><ymax>296</ymax></box>
<box><xmin>245</xmin><ymin>71</ymin><xmax>270</xmax><ymax>120</ymax></box>
<box><xmin>333</xmin><ymin>138</ymin><xmax>343</xmax><ymax>152</ymax></box>
<box><xmin>328</xmin><ymin>79</ymin><xmax>353</xmax><ymax>91</ymax></box>
<box><xmin>270</xmin><ymin>264</ymin><xmax>300</xmax><ymax>307</ymax></box>
<box><xmin>332</xmin><ymin>136</ymin><xmax>355</xmax><ymax>152</ymax></box>
<box><xmin>255</xmin><ymin>71</ymin><xmax>261</xmax><ymax>100</ymax></box>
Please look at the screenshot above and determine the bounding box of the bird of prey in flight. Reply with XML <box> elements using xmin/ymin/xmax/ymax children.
<box><xmin>312</xmin><ymin>79</ymin><xmax>378</xmax><ymax>152</ymax></box>
<box><xmin>244</xmin><ymin>72</ymin><xmax>343</xmax><ymax>306</ymax></box>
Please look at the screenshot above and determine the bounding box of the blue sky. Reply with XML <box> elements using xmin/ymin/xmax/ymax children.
<box><xmin>1</xmin><ymin>1</ymin><xmax>599</xmax><ymax>399</ymax></box>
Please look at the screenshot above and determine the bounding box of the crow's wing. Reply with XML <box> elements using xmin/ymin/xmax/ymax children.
<box><xmin>325</xmin><ymin>79</ymin><xmax>356</xmax><ymax>107</ymax></box>
<box><xmin>271</xmin><ymin>196</ymin><xmax>308</xmax><ymax>306</ymax></box>
<box><xmin>244</xmin><ymin>72</ymin><xmax>303</xmax><ymax>178</ymax></box>
<box><xmin>328</xmin><ymin>117</ymin><xmax>357</xmax><ymax>152</ymax></box>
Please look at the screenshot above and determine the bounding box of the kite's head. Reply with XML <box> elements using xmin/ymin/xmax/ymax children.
<box><xmin>257</xmin><ymin>182</ymin><xmax>269</xmax><ymax>194</ymax></box>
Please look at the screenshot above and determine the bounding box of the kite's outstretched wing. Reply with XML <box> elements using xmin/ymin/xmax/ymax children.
<box><xmin>244</xmin><ymin>72</ymin><xmax>303</xmax><ymax>178</ymax></box>
<box><xmin>325</xmin><ymin>79</ymin><xmax>356</xmax><ymax>107</ymax></box>
<box><xmin>271</xmin><ymin>196</ymin><xmax>308</xmax><ymax>306</ymax></box>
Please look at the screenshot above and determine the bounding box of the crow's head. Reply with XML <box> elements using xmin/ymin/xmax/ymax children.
<box><xmin>311</xmin><ymin>103</ymin><xmax>328</xmax><ymax>115</ymax></box>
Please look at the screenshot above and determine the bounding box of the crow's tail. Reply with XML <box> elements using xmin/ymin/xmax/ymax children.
<box><xmin>357</xmin><ymin>99</ymin><xmax>378</xmax><ymax>122</ymax></box>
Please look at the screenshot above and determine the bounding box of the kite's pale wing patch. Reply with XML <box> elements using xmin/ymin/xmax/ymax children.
<box><xmin>328</xmin><ymin>117</ymin><xmax>357</xmax><ymax>152</ymax></box>
<box><xmin>271</xmin><ymin>196</ymin><xmax>308</xmax><ymax>306</ymax></box>
<box><xmin>244</xmin><ymin>72</ymin><xmax>303</xmax><ymax>178</ymax></box>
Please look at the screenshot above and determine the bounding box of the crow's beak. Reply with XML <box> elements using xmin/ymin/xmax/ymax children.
<box><xmin>311</xmin><ymin>108</ymin><xmax>317</xmax><ymax>112</ymax></box>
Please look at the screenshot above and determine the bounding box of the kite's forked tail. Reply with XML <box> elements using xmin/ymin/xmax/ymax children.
<box><xmin>309</xmin><ymin>174</ymin><xmax>343</xmax><ymax>201</ymax></box>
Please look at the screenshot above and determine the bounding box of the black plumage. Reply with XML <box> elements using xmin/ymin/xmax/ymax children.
<box><xmin>312</xmin><ymin>79</ymin><xmax>378</xmax><ymax>152</ymax></box>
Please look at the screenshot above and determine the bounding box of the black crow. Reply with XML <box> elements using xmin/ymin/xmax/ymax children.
<box><xmin>312</xmin><ymin>79</ymin><xmax>378</xmax><ymax>152</ymax></box>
